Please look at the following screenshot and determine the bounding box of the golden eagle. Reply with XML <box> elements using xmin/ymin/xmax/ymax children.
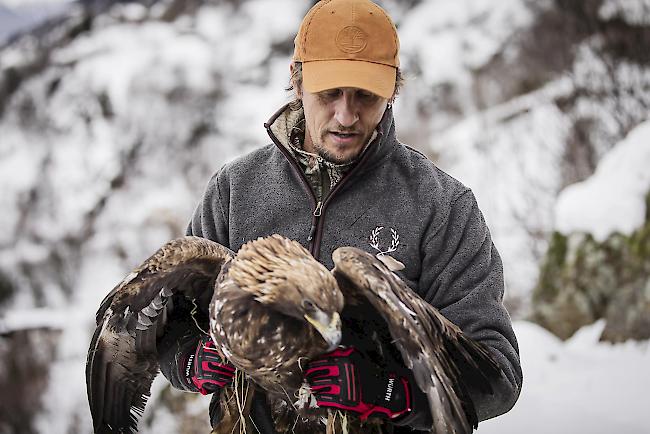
<box><xmin>86</xmin><ymin>235</ymin><xmax>501</xmax><ymax>433</ymax></box>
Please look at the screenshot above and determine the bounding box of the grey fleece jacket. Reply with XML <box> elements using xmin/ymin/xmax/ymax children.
<box><xmin>158</xmin><ymin>103</ymin><xmax>522</xmax><ymax>431</ymax></box>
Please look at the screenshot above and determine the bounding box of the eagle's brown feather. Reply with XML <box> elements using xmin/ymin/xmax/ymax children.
<box><xmin>87</xmin><ymin>235</ymin><xmax>501</xmax><ymax>434</ymax></box>
<box><xmin>86</xmin><ymin>237</ymin><xmax>233</xmax><ymax>434</ymax></box>
<box><xmin>331</xmin><ymin>246</ymin><xmax>502</xmax><ymax>434</ymax></box>
<box><xmin>210</xmin><ymin>235</ymin><xmax>343</xmax><ymax>396</ymax></box>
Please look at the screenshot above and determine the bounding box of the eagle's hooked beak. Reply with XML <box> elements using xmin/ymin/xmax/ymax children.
<box><xmin>305</xmin><ymin>311</ymin><xmax>341</xmax><ymax>352</ymax></box>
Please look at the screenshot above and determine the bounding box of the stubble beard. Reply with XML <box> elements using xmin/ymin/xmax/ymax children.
<box><xmin>311</xmin><ymin>131</ymin><xmax>367</xmax><ymax>165</ymax></box>
<box><xmin>314</xmin><ymin>145</ymin><xmax>357</xmax><ymax>165</ymax></box>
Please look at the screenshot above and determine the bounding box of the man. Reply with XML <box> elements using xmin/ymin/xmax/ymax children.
<box><xmin>158</xmin><ymin>0</ymin><xmax>522</xmax><ymax>432</ymax></box>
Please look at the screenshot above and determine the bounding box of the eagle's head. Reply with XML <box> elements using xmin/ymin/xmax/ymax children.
<box><xmin>228</xmin><ymin>235</ymin><xmax>344</xmax><ymax>350</ymax></box>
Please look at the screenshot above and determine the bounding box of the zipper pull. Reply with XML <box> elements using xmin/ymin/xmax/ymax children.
<box><xmin>307</xmin><ymin>201</ymin><xmax>323</xmax><ymax>243</ymax></box>
<box><xmin>307</xmin><ymin>223</ymin><xmax>317</xmax><ymax>242</ymax></box>
<box><xmin>313</xmin><ymin>201</ymin><xmax>323</xmax><ymax>217</ymax></box>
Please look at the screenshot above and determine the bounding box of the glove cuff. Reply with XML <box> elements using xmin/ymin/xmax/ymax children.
<box><xmin>178</xmin><ymin>341</ymin><xmax>201</xmax><ymax>392</ymax></box>
<box><xmin>366</xmin><ymin>374</ymin><xmax>412</xmax><ymax>420</ymax></box>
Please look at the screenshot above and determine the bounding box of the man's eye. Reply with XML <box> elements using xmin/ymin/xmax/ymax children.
<box><xmin>357</xmin><ymin>91</ymin><xmax>377</xmax><ymax>102</ymax></box>
<box><xmin>321</xmin><ymin>89</ymin><xmax>341</xmax><ymax>99</ymax></box>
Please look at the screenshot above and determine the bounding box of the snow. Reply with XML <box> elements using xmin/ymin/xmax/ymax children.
<box><xmin>600</xmin><ymin>0</ymin><xmax>650</xmax><ymax>25</ymax></box>
<box><xmin>51</xmin><ymin>22</ymin><xmax>218</xmax><ymax>114</ymax></box>
<box><xmin>32</xmin><ymin>249</ymin><xmax>141</xmax><ymax>433</ymax></box>
<box><xmin>555</xmin><ymin>121</ymin><xmax>650</xmax><ymax>241</ymax></box>
<box><xmin>477</xmin><ymin>321</ymin><xmax>650</xmax><ymax>434</ymax></box>
<box><xmin>399</xmin><ymin>0</ymin><xmax>532</xmax><ymax>91</ymax></box>
<box><xmin>0</xmin><ymin>307</ymin><xmax>67</xmax><ymax>334</ymax></box>
<box><xmin>430</xmin><ymin>77</ymin><xmax>574</xmax><ymax>302</ymax></box>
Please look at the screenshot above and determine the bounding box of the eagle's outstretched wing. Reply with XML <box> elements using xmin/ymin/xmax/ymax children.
<box><xmin>331</xmin><ymin>247</ymin><xmax>502</xmax><ymax>434</ymax></box>
<box><xmin>86</xmin><ymin>236</ymin><xmax>234</xmax><ymax>434</ymax></box>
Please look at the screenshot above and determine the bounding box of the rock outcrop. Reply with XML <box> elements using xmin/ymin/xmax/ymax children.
<box><xmin>532</xmin><ymin>192</ymin><xmax>650</xmax><ymax>342</ymax></box>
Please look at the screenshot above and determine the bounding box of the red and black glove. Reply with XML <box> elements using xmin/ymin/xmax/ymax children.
<box><xmin>182</xmin><ymin>334</ymin><xmax>236</xmax><ymax>395</ymax></box>
<box><xmin>304</xmin><ymin>346</ymin><xmax>412</xmax><ymax>421</ymax></box>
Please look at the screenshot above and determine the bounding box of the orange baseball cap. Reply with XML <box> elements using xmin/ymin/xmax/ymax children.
<box><xmin>293</xmin><ymin>0</ymin><xmax>400</xmax><ymax>99</ymax></box>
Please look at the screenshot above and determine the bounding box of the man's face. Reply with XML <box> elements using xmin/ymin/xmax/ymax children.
<box><xmin>299</xmin><ymin>86</ymin><xmax>389</xmax><ymax>164</ymax></box>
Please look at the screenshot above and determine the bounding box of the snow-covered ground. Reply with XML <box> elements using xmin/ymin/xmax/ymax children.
<box><xmin>478</xmin><ymin>321</ymin><xmax>650</xmax><ymax>434</ymax></box>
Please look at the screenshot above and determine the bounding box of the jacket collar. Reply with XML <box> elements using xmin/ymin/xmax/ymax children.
<box><xmin>264</xmin><ymin>102</ymin><xmax>398</xmax><ymax>171</ymax></box>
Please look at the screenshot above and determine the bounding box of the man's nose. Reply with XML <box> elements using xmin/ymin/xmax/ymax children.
<box><xmin>333</xmin><ymin>95</ymin><xmax>359</xmax><ymax>127</ymax></box>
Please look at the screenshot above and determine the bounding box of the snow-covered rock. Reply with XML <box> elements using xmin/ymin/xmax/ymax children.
<box><xmin>555</xmin><ymin>121</ymin><xmax>650</xmax><ymax>242</ymax></box>
<box><xmin>530</xmin><ymin>124</ymin><xmax>650</xmax><ymax>343</ymax></box>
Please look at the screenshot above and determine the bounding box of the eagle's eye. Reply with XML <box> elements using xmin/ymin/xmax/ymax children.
<box><xmin>302</xmin><ymin>299</ymin><xmax>316</xmax><ymax>312</ymax></box>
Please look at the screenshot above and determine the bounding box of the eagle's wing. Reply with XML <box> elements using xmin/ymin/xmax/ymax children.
<box><xmin>331</xmin><ymin>247</ymin><xmax>502</xmax><ymax>434</ymax></box>
<box><xmin>86</xmin><ymin>236</ymin><xmax>234</xmax><ymax>434</ymax></box>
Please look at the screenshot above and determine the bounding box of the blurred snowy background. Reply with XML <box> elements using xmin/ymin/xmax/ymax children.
<box><xmin>0</xmin><ymin>0</ymin><xmax>649</xmax><ymax>433</ymax></box>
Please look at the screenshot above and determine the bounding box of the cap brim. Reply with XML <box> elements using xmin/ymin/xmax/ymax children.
<box><xmin>302</xmin><ymin>60</ymin><xmax>396</xmax><ymax>99</ymax></box>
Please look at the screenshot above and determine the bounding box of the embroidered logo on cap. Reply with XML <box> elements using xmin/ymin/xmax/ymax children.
<box><xmin>336</xmin><ymin>26</ymin><xmax>368</xmax><ymax>53</ymax></box>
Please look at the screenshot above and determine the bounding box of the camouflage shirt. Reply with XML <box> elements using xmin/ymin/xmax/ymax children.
<box><xmin>287</xmin><ymin>110</ymin><xmax>373</xmax><ymax>202</ymax></box>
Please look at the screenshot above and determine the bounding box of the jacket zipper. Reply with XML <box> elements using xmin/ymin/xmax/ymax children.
<box><xmin>264</xmin><ymin>122</ymin><xmax>321</xmax><ymax>253</ymax></box>
<box><xmin>307</xmin><ymin>201</ymin><xmax>323</xmax><ymax>244</ymax></box>
<box><xmin>308</xmin><ymin>138</ymin><xmax>380</xmax><ymax>260</ymax></box>
<box><xmin>265</xmin><ymin>112</ymin><xmax>384</xmax><ymax>260</ymax></box>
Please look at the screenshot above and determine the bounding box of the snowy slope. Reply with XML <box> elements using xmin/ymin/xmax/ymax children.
<box><xmin>477</xmin><ymin>321</ymin><xmax>650</xmax><ymax>434</ymax></box>
<box><xmin>0</xmin><ymin>2</ymin><xmax>306</xmax><ymax>430</ymax></box>
<box><xmin>429</xmin><ymin>78</ymin><xmax>574</xmax><ymax>306</ymax></box>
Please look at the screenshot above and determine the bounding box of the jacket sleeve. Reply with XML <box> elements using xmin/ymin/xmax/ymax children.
<box><xmin>157</xmin><ymin>168</ymin><xmax>231</xmax><ymax>391</ymax></box>
<box><xmin>187</xmin><ymin>168</ymin><xmax>230</xmax><ymax>243</ymax></box>
<box><xmin>417</xmin><ymin>188</ymin><xmax>523</xmax><ymax>422</ymax></box>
